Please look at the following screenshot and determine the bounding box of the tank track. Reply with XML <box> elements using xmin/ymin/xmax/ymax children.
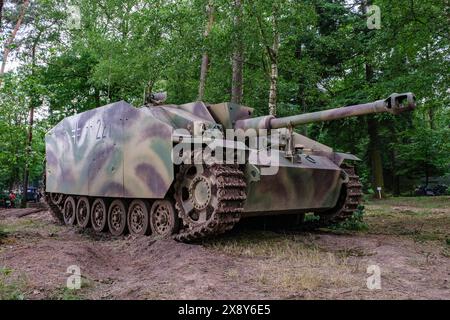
<box><xmin>45</xmin><ymin>195</ymin><xmax>65</xmax><ymax>225</ymax></box>
<box><xmin>43</xmin><ymin>164</ymin><xmax>247</xmax><ymax>241</ymax></box>
<box><xmin>43</xmin><ymin>163</ymin><xmax>359</xmax><ymax>238</ymax></box>
<box><xmin>42</xmin><ymin>171</ymin><xmax>65</xmax><ymax>224</ymax></box>
<box><xmin>174</xmin><ymin>164</ymin><xmax>247</xmax><ymax>242</ymax></box>
<box><xmin>316</xmin><ymin>163</ymin><xmax>363</xmax><ymax>226</ymax></box>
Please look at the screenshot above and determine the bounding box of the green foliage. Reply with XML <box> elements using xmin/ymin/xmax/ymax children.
<box><xmin>0</xmin><ymin>0</ymin><xmax>448</xmax><ymax>193</ymax></box>
<box><xmin>396</xmin><ymin>125</ymin><xmax>450</xmax><ymax>182</ymax></box>
<box><xmin>333</xmin><ymin>206</ymin><xmax>369</xmax><ymax>231</ymax></box>
<box><xmin>0</xmin><ymin>268</ymin><xmax>26</xmax><ymax>300</ymax></box>
<box><xmin>304</xmin><ymin>213</ymin><xmax>320</xmax><ymax>223</ymax></box>
<box><xmin>49</xmin><ymin>287</ymin><xmax>83</xmax><ymax>300</ymax></box>
<box><xmin>0</xmin><ymin>73</ymin><xmax>47</xmax><ymax>190</ymax></box>
<box><xmin>48</xmin><ymin>277</ymin><xmax>91</xmax><ymax>300</ymax></box>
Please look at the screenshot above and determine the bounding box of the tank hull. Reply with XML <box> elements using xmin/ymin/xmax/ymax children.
<box><xmin>45</xmin><ymin>101</ymin><xmax>174</xmax><ymax>199</ymax></box>
<box><xmin>45</xmin><ymin>95</ymin><xmax>411</xmax><ymax>241</ymax></box>
<box><xmin>243</xmin><ymin>157</ymin><xmax>343</xmax><ymax>216</ymax></box>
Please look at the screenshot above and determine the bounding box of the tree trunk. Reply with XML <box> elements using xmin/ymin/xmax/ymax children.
<box><xmin>231</xmin><ymin>0</ymin><xmax>243</xmax><ymax>104</ymax></box>
<box><xmin>368</xmin><ymin>117</ymin><xmax>385</xmax><ymax>198</ymax></box>
<box><xmin>0</xmin><ymin>0</ymin><xmax>4</xmax><ymax>30</ymax></box>
<box><xmin>366</xmin><ymin>74</ymin><xmax>385</xmax><ymax>198</ymax></box>
<box><xmin>424</xmin><ymin>45</ymin><xmax>435</xmax><ymax>130</ymax></box>
<box><xmin>295</xmin><ymin>43</ymin><xmax>308</xmax><ymax>135</ymax></box>
<box><xmin>198</xmin><ymin>1</ymin><xmax>214</xmax><ymax>101</ymax></box>
<box><xmin>394</xmin><ymin>175</ymin><xmax>400</xmax><ymax>196</ymax></box>
<box><xmin>268</xmin><ymin>61</ymin><xmax>278</xmax><ymax>116</ymax></box>
<box><xmin>7</xmin><ymin>112</ymin><xmax>19</xmax><ymax>193</ymax></box>
<box><xmin>428</xmin><ymin>106</ymin><xmax>435</xmax><ymax>130</ymax></box>
<box><xmin>21</xmin><ymin>105</ymin><xmax>34</xmax><ymax>208</ymax></box>
<box><xmin>362</xmin><ymin>0</ymin><xmax>385</xmax><ymax>198</ymax></box>
<box><xmin>268</xmin><ymin>6</ymin><xmax>279</xmax><ymax>116</ymax></box>
<box><xmin>391</xmin><ymin>149</ymin><xmax>400</xmax><ymax>196</ymax></box>
<box><xmin>0</xmin><ymin>0</ymin><xmax>29</xmax><ymax>84</ymax></box>
<box><xmin>95</xmin><ymin>87</ymin><xmax>101</xmax><ymax>108</ymax></box>
<box><xmin>21</xmin><ymin>27</ymin><xmax>39</xmax><ymax>208</ymax></box>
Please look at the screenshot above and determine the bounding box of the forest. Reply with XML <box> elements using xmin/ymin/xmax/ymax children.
<box><xmin>0</xmin><ymin>0</ymin><xmax>449</xmax><ymax>200</ymax></box>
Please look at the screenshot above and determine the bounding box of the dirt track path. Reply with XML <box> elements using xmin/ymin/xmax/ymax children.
<box><xmin>0</xmin><ymin>198</ymin><xmax>449</xmax><ymax>300</ymax></box>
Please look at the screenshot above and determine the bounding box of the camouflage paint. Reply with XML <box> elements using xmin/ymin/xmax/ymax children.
<box><xmin>208</xmin><ymin>102</ymin><xmax>254</xmax><ymax>129</ymax></box>
<box><xmin>235</xmin><ymin>115</ymin><xmax>275</xmax><ymax>131</ymax></box>
<box><xmin>46</xmin><ymin>93</ymin><xmax>415</xmax><ymax>214</ymax></box>
<box><xmin>236</xmin><ymin>93</ymin><xmax>416</xmax><ymax>131</ymax></box>
<box><xmin>146</xmin><ymin>104</ymin><xmax>215</xmax><ymax>133</ymax></box>
<box><xmin>46</xmin><ymin>101</ymin><xmax>173</xmax><ymax>198</ymax></box>
<box><xmin>179</xmin><ymin>101</ymin><xmax>216</xmax><ymax>122</ymax></box>
<box><xmin>243</xmin><ymin>150</ymin><xmax>342</xmax><ymax>215</ymax></box>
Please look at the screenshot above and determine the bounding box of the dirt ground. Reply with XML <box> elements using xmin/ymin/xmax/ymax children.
<box><xmin>0</xmin><ymin>197</ymin><xmax>449</xmax><ymax>300</ymax></box>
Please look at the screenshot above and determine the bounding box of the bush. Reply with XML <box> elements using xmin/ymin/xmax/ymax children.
<box><xmin>333</xmin><ymin>205</ymin><xmax>368</xmax><ymax>231</ymax></box>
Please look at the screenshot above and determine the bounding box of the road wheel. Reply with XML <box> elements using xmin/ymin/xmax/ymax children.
<box><xmin>91</xmin><ymin>198</ymin><xmax>108</xmax><ymax>232</ymax></box>
<box><xmin>76</xmin><ymin>197</ymin><xmax>91</xmax><ymax>228</ymax></box>
<box><xmin>150</xmin><ymin>200</ymin><xmax>179</xmax><ymax>238</ymax></box>
<box><xmin>63</xmin><ymin>196</ymin><xmax>76</xmax><ymax>225</ymax></box>
<box><xmin>108</xmin><ymin>200</ymin><xmax>127</xmax><ymax>236</ymax></box>
<box><xmin>127</xmin><ymin>200</ymin><xmax>150</xmax><ymax>236</ymax></box>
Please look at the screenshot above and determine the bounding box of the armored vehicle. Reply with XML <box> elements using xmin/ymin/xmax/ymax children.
<box><xmin>44</xmin><ymin>93</ymin><xmax>416</xmax><ymax>241</ymax></box>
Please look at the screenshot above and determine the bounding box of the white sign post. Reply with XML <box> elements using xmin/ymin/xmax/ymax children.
<box><xmin>377</xmin><ymin>187</ymin><xmax>382</xmax><ymax>199</ymax></box>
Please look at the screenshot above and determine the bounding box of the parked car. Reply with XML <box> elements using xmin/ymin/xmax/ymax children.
<box><xmin>432</xmin><ymin>184</ymin><xmax>448</xmax><ymax>196</ymax></box>
<box><xmin>415</xmin><ymin>184</ymin><xmax>448</xmax><ymax>196</ymax></box>
<box><xmin>26</xmin><ymin>187</ymin><xmax>40</xmax><ymax>203</ymax></box>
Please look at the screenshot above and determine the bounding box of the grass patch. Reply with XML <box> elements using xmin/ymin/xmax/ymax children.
<box><xmin>335</xmin><ymin>247</ymin><xmax>374</xmax><ymax>258</ymax></box>
<box><xmin>48</xmin><ymin>277</ymin><xmax>92</xmax><ymax>300</ymax></box>
<box><xmin>0</xmin><ymin>225</ymin><xmax>8</xmax><ymax>237</ymax></box>
<box><xmin>443</xmin><ymin>238</ymin><xmax>450</xmax><ymax>258</ymax></box>
<box><xmin>370</xmin><ymin>196</ymin><xmax>450</xmax><ymax>209</ymax></box>
<box><xmin>205</xmin><ymin>231</ymin><xmax>358</xmax><ymax>292</ymax></box>
<box><xmin>0</xmin><ymin>267</ymin><xmax>27</xmax><ymax>300</ymax></box>
<box><xmin>49</xmin><ymin>287</ymin><xmax>83</xmax><ymax>300</ymax></box>
<box><xmin>0</xmin><ymin>224</ymin><xmax>9</xmax><ymax>243</ymax></box>
<box><xmin>364</xmin><ymin>197</ymin><xmax>450</xmax><ymax>243</ymax></box>
<box><xmin>257</xmin><ymin>266</ymin><xmax>325</xmax><ymax>291</ymax></box>
<box><xmin>441</xmin><ymin>248</ymin><xmax>450</xmax><ymax>258</ymax></box>
<box><xmin>1</xmin><ymin>218</ymin><xmax>62</xmax><ymax>236</ymax></box>
<box><xmin>205</xmin><ymin>231</ymin><xmax>321</xmax><ymax>259</ymax></box>
<box><xmin>1</xmin><ymin>219</ymin><xmax>45</xmax><ymax>233</ymax></box>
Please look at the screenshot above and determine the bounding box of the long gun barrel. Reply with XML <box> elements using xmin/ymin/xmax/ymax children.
<box><xmin>235</xmin><ymin>93</ymin><xmax>416</xmax><ymax>131</ymax></box>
